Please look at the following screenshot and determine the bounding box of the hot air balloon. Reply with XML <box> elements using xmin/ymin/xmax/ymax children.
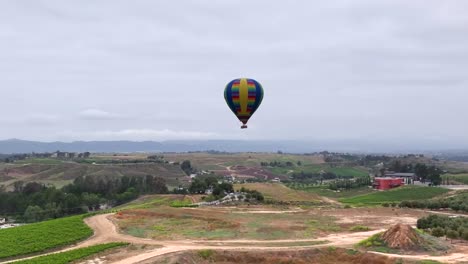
<box><xmin>224</xmin><ymin>78</ymin><xmax>264</xmax><ymax>129</ymax></box>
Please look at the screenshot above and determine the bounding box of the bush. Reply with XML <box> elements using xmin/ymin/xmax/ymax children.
<box><xmin>447</xmin><ymin>230</ymin><xmax>459</xmax><ymax>241</ymax></box>
<box><xmin>350</xmin><ymin>225</ymin><xmax>370</xmax><ymax>232</ymax></box>
<box><xmin>431</xmin><ymin>227</ymin><xmax>445</xmax><ymax>238</ymax></box>
<box><xmin>198</xmin><ymin>249</ymin><xmax>214</xmax><ymax>259</ymax></box>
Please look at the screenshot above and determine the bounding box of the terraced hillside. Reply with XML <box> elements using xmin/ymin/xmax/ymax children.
<box><xmin>0</xmin><ymin>162</ymin><xmax>187</xmax><ymax>189</ymax></box>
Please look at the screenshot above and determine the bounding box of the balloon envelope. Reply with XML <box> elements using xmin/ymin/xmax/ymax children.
<box><xmin>224</xmin><ymin>78</ymin><xmax>264</xmax><ymax>128</ymax></box>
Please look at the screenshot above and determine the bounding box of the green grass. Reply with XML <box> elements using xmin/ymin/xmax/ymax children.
<box><xmin>443</xmin><ymin>173</ymin><xmax>468</xmax><ymax>184</ymax></box>
<box><xmin>340</xmin><ymin>186</ymin><xmax>450</xmax><ymax>205</ymax></box>
<box><xmin>13</xmin><ymin>243</ymin><xmax>128</xmax><ymax>264</ymax></box>
<box><xmin>287</xmin><ymin>184</ymin><xmax>376</xmax><ymax>199</ymax></box>
<box><xmin>15</xmin><ymin>158</ymin><xmax>64</xmax><ymax>165</ymax></box>
<box><xmin>358</xmin><ymin>233</ymin><xmax>396</xmax><ymax>253</ymax></box>
<box><xmin>0</xmin><ymin>215</ymin><xmax>93</xmax><ymax>260</ymax></box>
<box><xmin>197</xmin><ymin>249</ymin><xmax>215</xmax><ymax>260</ymax></box>
<box><xmin>170</xmin><ymin>199</ymin><xmax>198</xmax><ymax>208</ymax></box>
<box><xmin>350</xmin><ymin>225</ymin><xmax>370</xmax><ymax>232</ymax></box>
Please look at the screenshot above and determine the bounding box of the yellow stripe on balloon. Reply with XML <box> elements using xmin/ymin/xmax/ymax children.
<box><xmin>239</xmin><ymin>78</ymin><xmax>249</xmax><ymax>115</ymax></box>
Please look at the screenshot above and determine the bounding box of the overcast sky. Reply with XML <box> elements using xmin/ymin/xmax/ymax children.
<box><xmin>1</xmin><ymin>1</ymin><xmax>468</xmax><ymax>146</ymax></box>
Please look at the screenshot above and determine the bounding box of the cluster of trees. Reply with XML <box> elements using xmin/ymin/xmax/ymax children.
<box><xmin>260</xmin><ymin>161</ymin><xmax>299</xmax><ymax>167</ymax></box>
<box><xmin>0</xmin><ymin>174</ymin><xmax>168</xmax><ymax>223</ymax></box>
<box><xmin>180</xmin><ymin>160</ymin><xmax>194</xmax><ymax>175</ymax></box>
<box><xmin>239</xmin><ymin>187</ymin><xmax>264</xmax><ymax>202</ymax></box>
<box><xmin>386</xmin><ymin>161</ymin><xmax>442</xmax><ymax>185</ymax></box>
<box><xmin>417</xmin><ymin>214</ymin><xmax>468</xmax><ymax>241</ymax></box>
<box><xmin>291</xmin><ymin>171</ymin><xmax>343</xmax><ymax>183</ymax></box>
<box><xmin>328</xmin><ymin>176</ymin><xmax>372</xmax><ymax>191</ymax></box>
<box><xmin>188</xmin><ymin>176</ymin><xmax>234</xmax><ymax>199</ymax></box>
<box><xmin>399</xmin><ymin>192</ymin><xmax>468</xmax><ymax>213</ymax></box>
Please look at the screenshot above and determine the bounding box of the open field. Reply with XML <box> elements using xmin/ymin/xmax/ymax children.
<box><xmin>115</xmin><ymin>194</ymin><xmax>203</xmax><ymax>210</ymax></box>
<box><xmin>443</xmin><ymin>173</ymin><xmax>468</xmax><ymax>184</ymax></box>
<box><xmin>148</xmin><ymin>248</ymin><xmax>403</xmax><ymax>264</ymax></box>
<box><xmin>163</xmin><ymin>153</ymin><xmax>324</xmax><ymax>171</ymax></box>
<box><xmin>0</xmin><ymin>215</ymin><xmax>92</xmax><ymax>260</ymax></box>
<box><xmin>114</xmin><ymin>207</ymin><xmax>341</xmax><ymax>240</ymax></box>
<box><xmin>234</xmin><ymin>183</ymin><xmax>324</xmax><ymax>203</ymax></box>
<box><xmin>12</xmin><ymin>243</ymin><xmax>127</xmax><ymax>264</ymax></box>
<box><xmin>286</xmin><ymin>184</ymin><xmax>377</xmax><ymax>199</ymax></box>
<box><xmin>340</xmin><ymin>186</ymin><xmax>450</xmax><ymax>205</ymax></box>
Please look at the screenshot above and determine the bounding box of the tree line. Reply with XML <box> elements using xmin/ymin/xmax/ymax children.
<box><xmin>399</xmin><ymin>192</ymin><xmax>468</xmax><ymax>213</ymax></box>
<box><xmin>417</xmin><ymin>214</ymin><xmax>468</xmax><ymax>242</ymax></box>
<box><xmin>0</xmin><ymin>174</ymin><xmax>168</xmax><ymax>223</ymax></box>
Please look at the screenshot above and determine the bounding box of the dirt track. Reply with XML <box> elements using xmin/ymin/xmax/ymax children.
<box><xmin>3</xmin><ymin>212</ymin><xmax>468</xmax><ymax>264</ymax></box>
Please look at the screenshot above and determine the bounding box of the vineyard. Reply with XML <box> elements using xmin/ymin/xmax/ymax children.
<box><xmin>0</xmin><ymin>215</ymin><xmax>92</xmax><ymax>259</ymax></box>
<box><xmin>13</xmin><ymin>243</ymin><xmax>128</xmax><ymax>264</ymax></box>
<box><xmin>340</xmin><ymin>186</ymin><xmax>450</xmax><ymax>205</ymax></box>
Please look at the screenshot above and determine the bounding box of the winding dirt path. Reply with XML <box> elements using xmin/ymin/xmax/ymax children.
<box><xmin>3</xmin><ymin>212</ymin><xmax>468</xmax><ymax>264</ymax></box>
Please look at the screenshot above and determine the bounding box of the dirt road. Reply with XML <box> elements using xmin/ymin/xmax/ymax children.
<box><xmin>3</xmin><ymin>212</ymin><xmax>468</xmax><ymax>264</ymax></box>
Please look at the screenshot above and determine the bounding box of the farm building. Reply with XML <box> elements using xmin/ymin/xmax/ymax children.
<box><xmin>373</xmin><ymin>178</ymin><xmax>404</xmax><ymax>190</ymax></box>
<box><xmin>384</xmin><ymin>172</ymin><xmax>415</xmax><ymax>184</ymax></box>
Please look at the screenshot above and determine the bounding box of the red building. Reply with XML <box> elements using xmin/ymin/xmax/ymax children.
<box><xmin>373</xmin><ymin>178</ymin><xmax>404</xmax><ymax>190</ymax></box>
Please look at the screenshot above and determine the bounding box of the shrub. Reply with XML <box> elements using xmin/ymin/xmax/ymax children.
<box><xmin>431</xmin><ymin>227</ymin><xmax>445</xmax><ymax>238</ymax></box>
<box><xmin>198</xmin><ymin>249</ymin><xmax>214</xmax><ymax>259</ymax></box>
<box><xmin>446</xmin><ymin>230</ymin><xmax>459</xmax><ymax>241</ymax></box>
<box><xmin>350</xmin><ymin>225</ymin><xmax>370</xmax><ymax>232</ymax></box>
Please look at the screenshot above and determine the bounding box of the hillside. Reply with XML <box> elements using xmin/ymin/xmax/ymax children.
<box><xmin>0</xmin><ymin>162</ymin><xmax>187</xmax><ymax>189</ymax></box>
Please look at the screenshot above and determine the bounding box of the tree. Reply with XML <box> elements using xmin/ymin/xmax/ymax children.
<box><xmin>462</xmin><ymin>230</ymin><xmax>468</xmax><ymax>241</ymax></box>
<box><xmin>13</xmin><ymin>181</ymin><xmax>24</xmax><ymax>193</ymax></box>
<box><xmin>446</xmin><ymin>230</ymin><xmax>459</xmax><ymax>243</ymax></box>
<box><xmin>181</xmin><ymin>160</ymin><xmax>193</xmax><ymax>175</ymax></box>
<box><xmin>431</xmin><ymin>227</ymin><xmax>445</xmax><ymax>238</ymax></box>
<box><xmin>414</xmin><ymin>163</ymin><xmax>428</xmax><ymax>182</ymax></box>
<box><xmin>23</xmin><ymin>205</ymin><xmax>44</xmax><ymax>223</ymax></box>
<box><xmin>427</xmin><ymin>166</ymin><xmax>442</xmax><ymax>186</ymax></box>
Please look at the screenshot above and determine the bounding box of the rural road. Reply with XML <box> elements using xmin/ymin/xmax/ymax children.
<box><xmin>3</xmin><ymin>212</ymin><xmax>468</xmax><ymax>264</ymax></box>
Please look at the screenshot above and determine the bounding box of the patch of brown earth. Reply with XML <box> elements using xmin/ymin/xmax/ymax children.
<box><xmin>381</xmin><ymin>224</ymin><xmax>422</xmax><ymax>250</ymax></box>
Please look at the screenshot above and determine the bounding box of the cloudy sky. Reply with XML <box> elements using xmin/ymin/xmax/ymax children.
<box><xmin>1</xmin><ymin>0</ymin><xmax>468</xmax><ymax>146</ymax></box>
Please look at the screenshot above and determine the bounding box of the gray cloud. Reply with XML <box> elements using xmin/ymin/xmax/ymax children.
<box><xmin>0</xmin><ymin>0</ymin><xmax>467</xmax><ymax>148</ymax></box>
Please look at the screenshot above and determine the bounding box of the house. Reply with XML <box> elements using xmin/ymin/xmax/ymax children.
<box><xmin>271</xmin><ymin>177</ymin><xmax>281</xmax><ymax>183</ymax></box>
<box><xmin>373</xmin><ymin>178</ymin><xmax>404</xmax><ymax>190</ymax></box>
<box><xmin>384</xmin><ymin>172</ymin><xmax>415</xmax><ymax>184</ymax></box>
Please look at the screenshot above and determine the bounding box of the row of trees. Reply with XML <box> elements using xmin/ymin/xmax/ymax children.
<box><xmin>328</xmin><ymin>176</ymin><xmax>372</xmax><ymax>191</ymax></box>
<box><xmin>291</xmin><ymin>171</ymin><xmax>343</xmax><ymax>183</ymax></box>
<box><xmin>417</xmin><ymin>215</ymin><xmax>468</xmax><ymax>241</ymax></box>
<box><xmin>260</xmin><ymin>161</ymin><xmax>299</xmax><ymax>167</ymax></box>
<box><xmin>0</xmin><ymin>174</ymin><xmax>168</xmax><ymax>223</ymax></box>
<box><xmin>399</xmin><ymin>192</ymin><xmax>468</xmax><ymax>213</ymax></box>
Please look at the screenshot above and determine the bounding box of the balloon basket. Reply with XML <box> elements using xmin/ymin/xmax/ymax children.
<box><xmin>241</xmin><ymin>125</ymin><xmax>248</xmax><ymax>129</ymax></box>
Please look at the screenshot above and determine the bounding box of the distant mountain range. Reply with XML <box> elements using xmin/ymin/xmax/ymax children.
<box><xmin>0</xmin><ymin>139</ymin><xmax>467</xmax><ymax>154</ymax></box>
<box><xmin>0</xmin><ymin>139</ymin><xmax>315</xmax><ymax>154</ymax></box>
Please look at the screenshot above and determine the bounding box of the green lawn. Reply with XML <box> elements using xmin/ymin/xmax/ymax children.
<box><xmin>0</xmin><ymin>215</ymin><xmax>93</xmax><ymax>260</ymax></box>
<box><xmin>13</xmin><ymin>243</ymin><xmax>128</xmax><ymax>264</ymax></box>
<box><xmin>340</xmin><ymin>186</ymin><xmax>450</xmax><ymax>205</ymax></box>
